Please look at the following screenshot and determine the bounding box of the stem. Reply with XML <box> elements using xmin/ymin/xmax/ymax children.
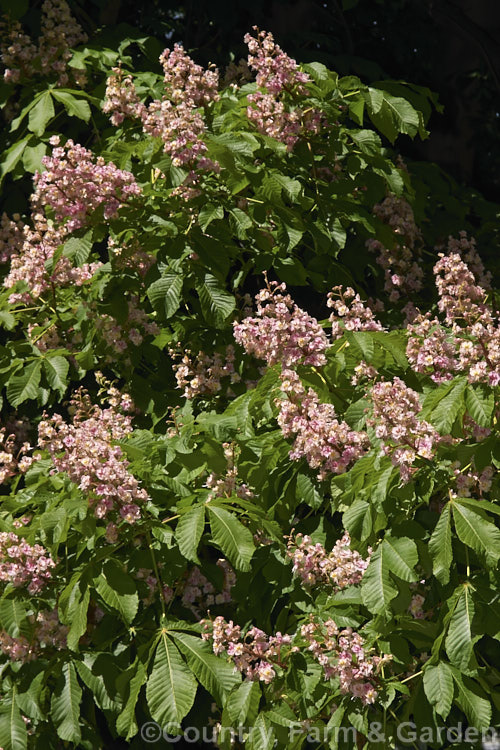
<box><xmin>400</xmin><ymin>669</ymin><xmax>422</xmax><ymax>683</ymax></box>
<box><xmin>146</xmin><ymin>530</ymin><xmax>166</xmax><ymax>617</ymax></box>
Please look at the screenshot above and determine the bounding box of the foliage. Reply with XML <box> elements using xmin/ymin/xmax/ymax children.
<box><xmin>0</xmin><ymin>4</ymin><xmax>499</xmax><ymax>749</ymax></box>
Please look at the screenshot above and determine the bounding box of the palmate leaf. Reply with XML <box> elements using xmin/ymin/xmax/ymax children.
<box><xmin>171</xmin><ymin>631</ymin><xmax>240</xmax><ymax>705</ymax></box>
<box><xmin>361</xmin><ymin>537</ymin><xmax>418</xmax><ymax>613</ymax></box>
<box><xmin>423</xmin><ymin>662</ymin><xmax>454</xmax><ymax>719</ymax></box>
<box><xmin>445</xmin><ymin>584</ymin><xmax>475</xmax><ymax>670</ymax></box>
<box><xmin>175</xmin><ymin>504</ymin><xmax>205</xmax><ymax>563</ymax></box>
<box><xmin>428</xmin><ymin>503</ymin><xmax>453</xmax><ymax>584</ymax></box>
<box><xmin>51</xmin><ymin>662</ymin><xmax>82</xmax><ymax>743</ymax></box>
<box><xmin>146</xmin><ymin>633</ymin><xmax>197</xmax><ymax>726</ymax></box>
<box><xmin>208</xmin><ymin>505</ymin><xmax>255</xmax><ymax>571</ymax></box>
<box><xmin>452</xmin><ymin>499</ymin><xmax>500</xmax><ymax>567</ymax></box>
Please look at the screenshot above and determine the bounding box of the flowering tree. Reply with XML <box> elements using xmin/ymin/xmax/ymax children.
<box><xmin>0</xmin><ymin>4</ymin><xmax>499</xmax><ymax>748</ymax></box>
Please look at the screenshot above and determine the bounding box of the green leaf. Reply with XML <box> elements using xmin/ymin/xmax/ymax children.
<box><xmin>428</xmin><ymin>503</ymin><xmax>453</xmax><ymax>584</ymax></box>
<box><xmin>175</xmin><ymin>504</ymin><xmax>205</xmax><ymax>563</ymax></box>
<box><xmin>0</xmin><ymin>136</ymin><xmax>32</xmax><ymax>182</ymax></box>
<box><xmin>296</xmin><ymin>473</ymin><xmax>322</xmax><ymax>510</ymax></box>
<box><xmin>198</xmin><ymin>203</ymin><xmax>224</xmax><ymax>231</ymax></box>
<box><xmin>171</xmin><ymin>631</ymin><xmax>240</xmax><ymax>704</ymax></box>
<box><xmin>224</xmin><ymin>681</ymin><xmax>261</xmax><ymax>725</ymax></box>
<box><xmin>43</xmin><ymin>356</ymin><xmax>69</xmax><ymax>397</ymax></box>
<box><xmin>22</xmin><ymin>143</ymin><xmax>47</xmax><ymax>173</ymax></box>
<box><xmin>423</xmin><ymin>376</ymin><xmax>467</xmax><ymax>433</ymax></box>
<box><xmin>249</xmin><ymin>713</ymin><xmax>275</xmax><ymax>750</ymax></box>
<box><xmin>0</xmin><ymin>311</ymin><xmax>15</xmax><ymax>330</ymax></box>
<box><xmin>0</xmin><ymin>600</ymin><xmax>26</xmax><ymax>638</ymax></box>
<box><xmin>197</xmin><ymin>274</ymin><xmax>236</xmax><ymax>327</ymax></box>
<box><xmin>63</xmin><ymin>584</ymin><xmax>90</xmax><ymax>652</ymax></box>
<box><xmin>0</xmin><ymin>698</ymin><xmax>27</xmax><ymax>750</ymax></box>
<box><xmin>7</xmin><ymin>361</ymin><xmax>42</xmax><ymax>407</ymax></box>
<box><xmin>75</xmin><ymin>659</ymin><xmax>119</xmax><ymax>712</ymax></box>
<box><xmin>51</xmin><ymin>662</ymin><xmax>82</xmax><ymax>743</ymax></box>
<box><xmin>63</xmin><ymin>231</ymin><xmax>93</xmax><ymax>266</ymax></box>
<box><xmin>147</xmin><ymin>273</ymin><xmax>183</xmax><ymax>319</ymax></box>
<box><xmin>28</xmin><ymin>92</ymin><xmax>55</xmax><ymax>137</ymax></box>
<box><xmin>229</xmin><ymin>208</ymin><xmax>252</xmax><ymax>239</ymax></box>
<box><xmin>116</xmin><ymin>661</ymin><xmax>147</xmax><ymax>740</ymax></box>
<box><xmin>465</xmin><ymin>385</ymin><xmax>494</xmax><ymax>427</ymax></box>
<box><xmin>445</xmin><ymin>585</ymin><xmax>475</xmax><ymax>670</ymax></box>
<box><xmin>52</xmin><ymin>90</ymin><xmax>91</xmax><ymax>121</ymax></box>
<box><xmin>362</xmin><ymin>537</ymin><xmax>417</xmax><ymax>613</ymax></box>
<box><xmin>350</xmin><ymin>129</ymin><xmax>382</xmax><ymax>156</ymax></box>
<box><xmin>381</xmin><ymin>536</ymin><xmax>418</xmax><ymax>581</ymax></box>
<box><xmin>452</xmin><ymin>499</ymin><xmax>500</xmax><ymax>566</ymax></box>
<box><xmin>146</xmin><ymin>633</ymin><xmax>197</xmax><ymax>726</ymax></box>
<box><xmin>423</xmin><ymin>662</ymin><xmax>454</xmax><ymax>719</ymax></box>
<box><xmin>94</xmin><ymin>560</ymin><xmax>139</xmax><ymax>624</ymax></box>
<box><xmin>451</xmin><ymin>669</ymin><xmax>492</xmax><ymax>729</ymax></box>
<box><xmin>208</xmin><ymin>506</ymin><xmax>255</xmax><ymax>571</ymax></box>
<box><xmin>361</xmin><ymin>544</ymin><xmax>398</xmax><ymax>614</ymax></box>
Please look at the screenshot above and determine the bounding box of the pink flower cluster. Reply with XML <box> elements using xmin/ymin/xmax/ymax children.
<box><xmin>4</xmin><ymin>214</ymin><xmax>100</xmax><ymax>303</ymax></box>
<box><xmin>351</xmin><ymin>360</ymin><xmax>378</xmax><ymax>386</ymax></box>
<box><xmin>0</xmin><ymin>212</ymin><xmax>24</xmax><ymax>264</ymax></box>
<box><xmin>369</xmin><ymin>377</ymin><xmax>440</xmax><ymax>482</ymax></box>
<box><xmin>102</xmin><ymin>66</ymin><xmax>143</xmax><ymax>127</ymax></box>
<box><xmin>33</xmin><ymin>137</ymin><xmax>141</xmax><ymax>232</ymax></box>
<box><xmin>287</xmin><ymin>532</ymin><xmax>371</xmax><ymax>589</ymax></box>
<box><xmin>407</xmin><ymin>243</ymin><xmax>500</xmax><ymax>385</ymax></box>
<box><xmin>327</xmin><ymin>286</ymin><xmax>383</xmax><ymax>339</ymax></box>
<box><xmin>170</xmin><ymin>345</ymin><xmax>239</xmax><ymax>399</ymax></box>
<box><xmin>408</xmin><ymin>594</ymin><xmax>426</xmax><ymax>619</ymax></box>
<box><xmin>1</xmin><ymin>0</ymin><xmax>87</xmax><ymax>87</ymax></box>
<box><xmin>365</xmin><ymin>195</ymin><xmax>423</xmax><ymax>302</ymax></box>
<box><xmin>300</xmin><ymin>618</ymin><xmax>390</xmax><ymax>704</ymax></box>
<box><xmin>234</xmin><ymin>280</ymin><xmax>329</xmax><ymax>367</ymax></box>
<box><xmin>103</xmin><ymin>45</ymin><xmax>219</xmax><ymax>173</ymax></box>
<box><xmin>244</xmin><ymin>28</ymin><xmax>321</xmax><ymax>149</ymax></box>
<box><xmin>38</xmin><ymin>381</ymin><xmax>148</xmax><ymax>524</ymax></box>
<box><xmin>94</xmin><ymin>296</ymin><xmax>160</xmax><ymax>363</ymax></box>
<box><xmin>451</xmin><ymin>462</ymin><xmax>494</xmax><ymax>498</ymax></box>
<box><xmin>108</xmin><ymin>236</ymin><xmax>155</xmax><ymax>277</ymax></box>
<box><xmin>202</xmin><ymin>616</ymin><xmax>292</xmax><ymax>683</ymax></box>
<box><xmin>135</xmin><ymin>568</ymin><xmax>173</xmax><ymax>606</ymax></box>
<box><xmin>277</xmin><ymin>369</ymin><xmax>369</xmax><ymax>480</ymax></box>
<box><xmin>182</xmin><ymin>559</ymin><xmax>236</xmax><ymax>616</ymax></box>
<box><xmin>0</xmin><ymin>531</ymin><xmax>55</xmax><ymax>594</ymax></box>
<box><xmin>0</xmin><ymin>417</ymin><xmax>38</xmax><ymax>483</ymax></box>
<box><xmin>204</xmin><ymin>442</ymin><xmax>254</xmax><ymax>501</ymax></box>
<box><xmin>0</xmin><ymin>607</ymin><xmax>68</xmax><ymax>663</ymax></box>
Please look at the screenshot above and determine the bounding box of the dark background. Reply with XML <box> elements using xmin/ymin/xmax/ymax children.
<box><xmin>76</xmin><ymin>0</ymin><xmax>500</xmax><ymax>202</ymax></box>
